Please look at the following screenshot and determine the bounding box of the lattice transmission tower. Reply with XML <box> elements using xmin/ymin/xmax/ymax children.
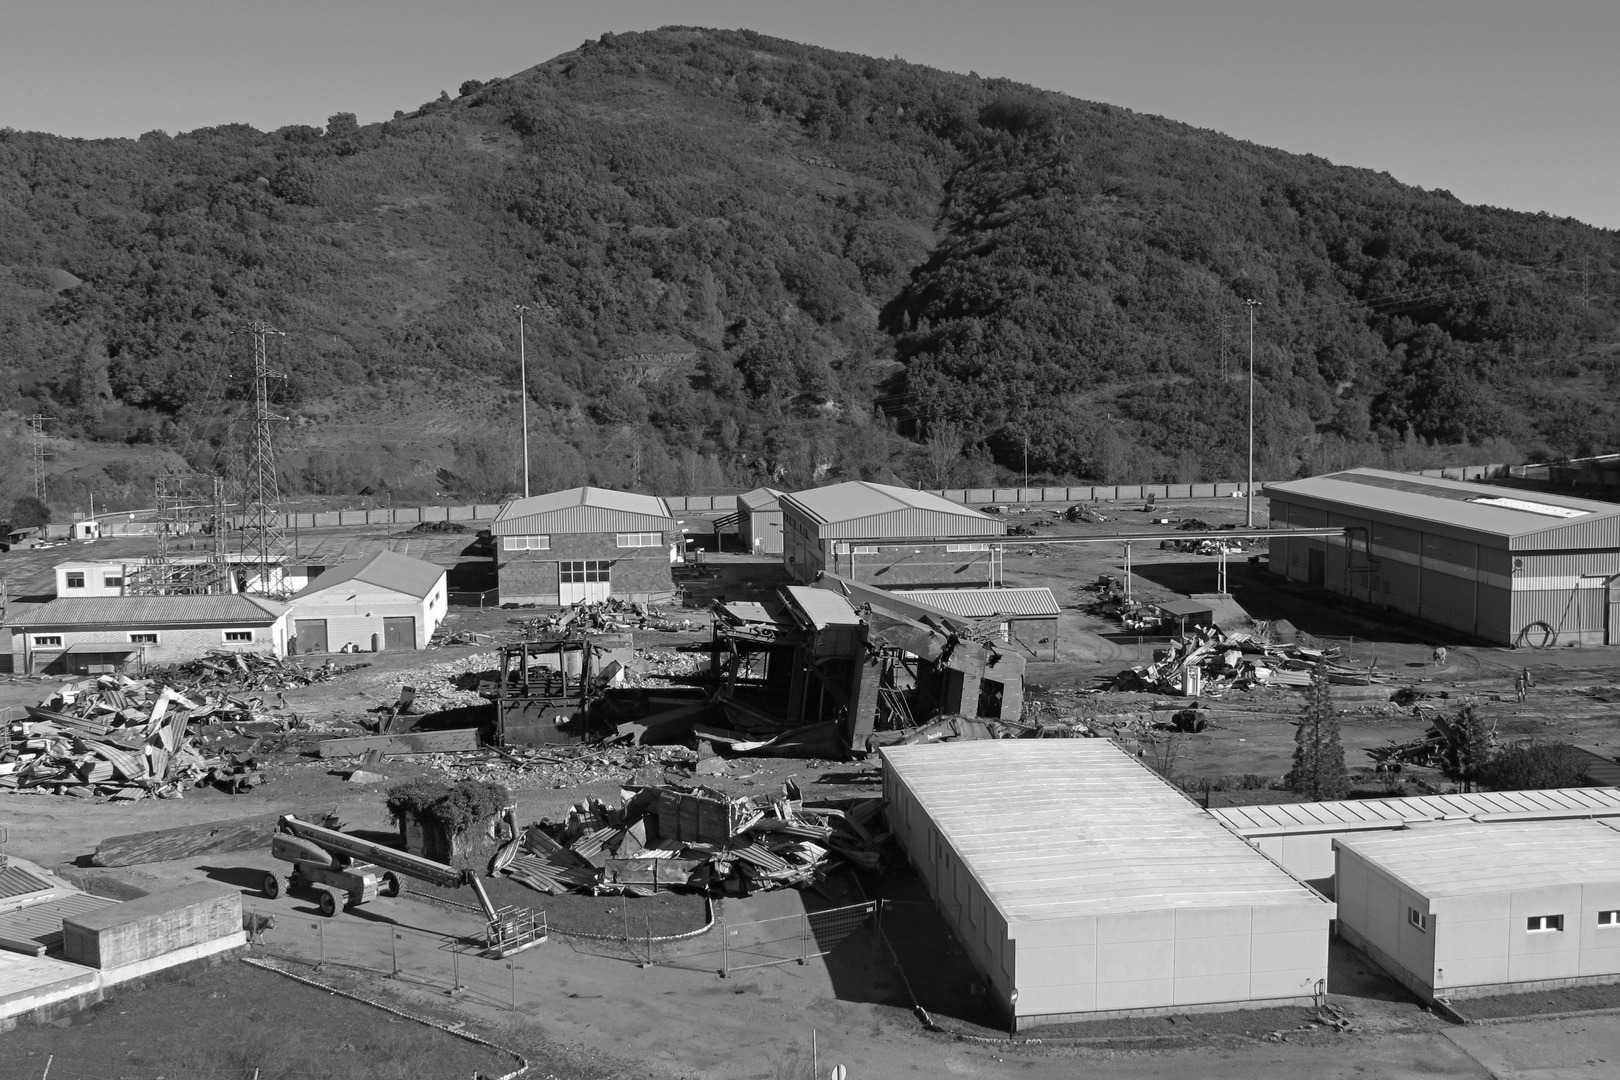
<box><xmin>26</xmin><ymin>415</ymin><xmax>49</xmax><ymax>502</ymax></box>
<box><xmin>240</xmin><ymin>322</ymin><xmax>289</xmax><ymax>597</ymax></box>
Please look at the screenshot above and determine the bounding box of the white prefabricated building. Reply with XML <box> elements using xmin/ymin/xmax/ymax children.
<box><xmin>1212</xmin><ymin>787</ymin><xmax>1620</xmax><ymax>897</ymax></box>
<box><xmin>881</xmin><ymin>740</ymin><xmax>1334</xmax><ymax>1028</ymax></box>
<box><xmin>1335</xmin><ymin>819</ymin><xmax>1620</xmax><ymax>1002</ymax></box>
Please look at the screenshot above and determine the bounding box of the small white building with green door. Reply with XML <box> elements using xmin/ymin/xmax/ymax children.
<box><xmin>286</xmin><ymin>550</ymin><xmax>447</xmax><ymax>654</ymax></box>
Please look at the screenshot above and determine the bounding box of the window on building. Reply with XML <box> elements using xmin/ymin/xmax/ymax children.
<box><xmin>1527</xmin><ymin>914</ymin><xmax>1565</xmax><ymax>932</ymax></box>
<box><xmin>559</xmin><ymin>561</ymin><xmax>610</xmax><ymax>583</ymax></box>
<box><xmin>946</xmin><ymin>543</ymin><xmax>989</xmax><ymax>553</ymax></box>
<box><xmin>616</xmin><ymin>532</ymin><xmax>661</xmax><ymax>548</ymax></box>
<box><xmin>853</xmin><ymin>545</ymin><xmax>878</xmax><ymax>555</ymax></box>
<box><xmin>103</xmin><ymin>573</ymin><xmax>124</xmax><ymax>588</ymax></box>
<box><xmin>1599</xmin><ymin>911</ymin><xmax>1620</xmax><ymax>927</ymax></box>
<box><xmin>502</xmin><ymin>535</ymin><xmax>550</xmax><ymax>551</ymax></box>
<box><xmin>129</xmin><ymin>632</ymin><xmax>158</xmax><ymax>644</ymax></box>
<box><xmin>1407</xmin><ymin>908</ymin><xmax>1428</xmax><ymax>932</ymax></box>
<box><xmin>223</xmin><ymin>630</ymin><xmax>254</xmax><ymax>643</ymax></box>
<box><xmin>65</xmin><ymin>572</ymin><xmax>85</xmax><ymax>589</ymax></box>
<box><xmin>32</xmin><ymin>635</ymin><xmax>62</xmax><ymax>647</ymax></box>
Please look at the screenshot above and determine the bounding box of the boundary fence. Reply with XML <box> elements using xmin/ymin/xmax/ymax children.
<box><xmin>717</xmin><ymin>901</ymin><xmax>877</xmax><ymax>977</ymax></box>
<box><xmin>84</xmin><ymin>461</ymin><xmax>1526</xmax><ymax>536</ymax></box>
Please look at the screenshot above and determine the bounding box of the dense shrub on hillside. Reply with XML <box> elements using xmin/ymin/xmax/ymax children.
<box><xmin>1</xmin><ymin>27</ymin><xmax>1616</xmax><ymax>501</ymax></box>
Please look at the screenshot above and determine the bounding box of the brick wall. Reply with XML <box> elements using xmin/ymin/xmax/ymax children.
<box><xmin>498</xmin><ymin>532</ymin><xmax>675</xmax><ymax>604</ymax></box>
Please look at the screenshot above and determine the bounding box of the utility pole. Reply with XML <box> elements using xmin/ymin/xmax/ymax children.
<box><xmin>1245</xmin><ymin>299</ymin><xmax>1262</xmax><ymax>529</ymax></box>
<box><xmin>241</xmin><ymin>322</ymin><xmax>288</xmax><ymax>596</ymax></box>
<box><xmin>514</xmin><ymin>305</ymin><xmax>531</xmax><ymax>499</ymax></box>
<box><xmin>1023</xmin><ymin>433</ymin><xmax>1029</xmax><ymax>492</ymax></box>
<box><xmin>26</xmin><ymin>415</ymin><xmax>48</xmax><ymax>503</ymax></box>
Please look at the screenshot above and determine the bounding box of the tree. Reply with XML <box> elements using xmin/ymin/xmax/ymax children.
<box><xmin>1436</xmin><ymin>706</ymin><xmax>1493</xmax><ymax>791</ymax></box>
<box><xmin>1286</xmin><ymin>662</ymin><xmax>1348</xmax><ymax>800</ymax></box>
<box><xmin>325</xmin><ymin>112</ymin><xmax>358</xmax><ymax>138</ymax></box>
<box><xmin>9</xmin><ymin>496</ymin><xmax>50</xmax><ymax>530</ymax></box>
<box><xmin>459</xmin><ymin>80</ymin><xmax>485</xmax><ymax>97</ymax></box>
<box><xmin>923</xmin><ymin>420</ymin><xmax>964</xmax><ymax>487</ymax></box>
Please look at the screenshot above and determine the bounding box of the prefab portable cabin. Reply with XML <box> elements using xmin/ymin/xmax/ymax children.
<box><xmin>882</xmin><ymin>740</ymin><xmax>1334</xmax><ymax>1029</ymax></box>
<box><xmin>1335</xmin><ymin>819</ymin><xmax>1620</xmax><ymax>1002</ymax></box>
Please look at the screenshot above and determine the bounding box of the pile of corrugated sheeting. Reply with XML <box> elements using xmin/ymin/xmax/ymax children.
<box><xmin>500</xmin><ymin>781</ymin><xmax>887</xmax><ymax>897</ymax></box>
<box><xmin>1109</xmin><ymin>624</ymin><xmax>1390</xmax><ymax>695</ymax></box>
<box><xmin>162</xmin><ymin>649</ymin><xmax>365</xmax><ymax>691</ymax></box>
<box><xmin>3</xmin><ymin>675</ymin><xmax>269</xmax><ymax>799</ymax></box>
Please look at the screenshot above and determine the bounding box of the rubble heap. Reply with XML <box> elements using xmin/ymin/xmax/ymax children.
<box><xmin>1366</xmin><ymin>709</ymin><xmax>1500</xmax><ymax>773</ymax></box>
<box><xmin>2</xmin><ymin>674</ymin><xmax>283</xmax><ymax>799</ymax></box>
<box><xmin>158</xmin><ymin>650</ymin><xmax>368</xmax><ymax>692</ymax></box>
<box><xmin>1109</xmin><ymin>624</ymin><xmax>1389</xmax><ymax>695</ymax></box>
<box><xmin>510</xmin><ymin>598</ymin><xmax>694</xmax><ymax>635</ymax></box>
<box><xmin>501</xmin><ymin>781</ymin><xmax>887</xmax><ymax>897</ymax></box>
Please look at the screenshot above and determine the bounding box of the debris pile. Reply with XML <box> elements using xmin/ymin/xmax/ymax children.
<box><xmin>420</xmin><ymin>743</ymin><xmax>701</xmax><ymax>791</ymax></box>
<box><xmin>1108</xmin><ymin>625</ymin><xmax>1389</xmax><ymax>695</ymax></box>
<box><xmin>510</xmin><ymin>599</ymin><xmax>693</xmax><ymax>634</ymax></box>
<box><xmin>1064</xmin><ymin>505</ymin><xmax>1112</xmax><ymax>523</ymax></box>
<box><xmin>1366</xmin><ymin>710</ymin><xmax>1499</xmax><ymax>773</ymax></box>
<box><xmin>2</xmin><ymin>675</ymin><xmax>278</xmax><ymax>799</ymax></box>
<box><xmin>160</xmin><ymin>650</ymin><xmax>366</xmax><ymax>692</ymax></box>
<box><xmin>501</xmin><ymin>782</ymin><xmax>887</xmax><ymax>896</ymax></box>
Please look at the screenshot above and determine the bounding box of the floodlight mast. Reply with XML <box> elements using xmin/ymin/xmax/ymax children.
<box><xmin>1245</xmin><ymin>299</ymin><xmax>1262</xmax><ymax>529</ymax></box>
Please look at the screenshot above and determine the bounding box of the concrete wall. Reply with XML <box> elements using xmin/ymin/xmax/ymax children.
<box><xmin>286</xmin><ymin>575</ymin><xmax>446</xmax><ymax>653</ymax></box>
<box><xmin>498</xmin><ymin>532</ymin><xmax>674</xmax><ymax>605</ymax></box>
<box><xmin>1334</xmin><ymin>844</ymin><xmax>1439</xmax><ymax>999</ymax></box>
<box><xmin>62</xmin><ymin>886</ymin><xmax>240</xmax><ymax>969</ymax></box>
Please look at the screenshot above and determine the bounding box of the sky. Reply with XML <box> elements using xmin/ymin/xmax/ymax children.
<box><xmin>3</xmin><ymin>1</ymin><xmax>1616</xmax><ymax>228</ymax></box>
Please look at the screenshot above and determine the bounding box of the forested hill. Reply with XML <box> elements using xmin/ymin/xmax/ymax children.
<box><xmin>2</xmin><ymin>27</ymin><xmax>1617</xmax><ymax>511</ymax></box>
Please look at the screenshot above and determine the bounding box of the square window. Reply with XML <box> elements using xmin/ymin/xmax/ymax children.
<box><xmin>65</xmin><ymin>572</ymin><xmax>85</xmax><ymax>589</ymax></box>
<box><xmin>1527</xmin><ymin>914</ymin><xmax>1564</xmax><ymax>932</ymax></box>
<box><xmin>223</xmin><ymin>630</ymin><xmax>254</xmax><ymax>643</ymax></box>
<box><xmin>33</xmin><ymin>635</ymin><xmax>62</xmax><ymax>648</ymax></box>
<box><xmin>129</xmin><ymin>632</ymin><xmax>158</xmax><ymax>644</ymax></box>
<box><xmin>1599</xmin><ymin>911</ymin><xmax>1620</xmax><ymax>927</ymax></box>
<box><xmin>1407</xmin><ymin>907</ymin><xmax>1427</xmax><ymax>932</ymax></box>
<box><xmin>103</xmin><ymin>574</ymin><xmax>124</xmax><ymax>588</ymax></box>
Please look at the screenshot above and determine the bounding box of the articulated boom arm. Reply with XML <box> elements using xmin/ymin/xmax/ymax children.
<box><xmin>276</xmin><ymin>813</ymin><xmax>492</xmax><ymax>910</ymax></box>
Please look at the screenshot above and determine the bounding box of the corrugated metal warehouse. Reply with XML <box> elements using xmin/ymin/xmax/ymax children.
<box><xmin>1213</xmin><ymin>788</ymin><xmax>1620</xmax><ymax>897</ymax></box>
<box><xmin>1265</xmin><ymin>468</ymin><xmax>1620</xmax><ymax>646</ymax></box>
<box><xmin>286</xmin><ymin>550</ymin><xmax>447</xmax><ymax>653</ymax></box>
<box><xmin>737</xmin><ymin>487</ymin><xmax>784</xmax><ymax>555</ymax></box>
<box><xmin>891</xmin><ymin>586</ymin><xmax>1061</xmax><ymax>658</ymax></box>
<box><xmin>1335</xmin><ymin>820</ymin><xmax>1620</xmax><ymax>1002</ymax></box>
<box><xmin>882</xmin><ymin>740</ymin><xmax>1334</xmax><ymax>1028</ymax></box>
<box><xmin>492</xmin><ymin>487</ymin><xmax>679</xmax><ymax>605</ymax></box>
<box><xmin>781</xmin><ymin>481</ymin><xmax>1006</xmax><ymax>587</ymax></box>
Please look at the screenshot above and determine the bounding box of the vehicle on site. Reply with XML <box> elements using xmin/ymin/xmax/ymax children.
<box><xmin>262</xmin><ymin>813</ymin><xmax>542</xmax><ymax>956</ymax></box>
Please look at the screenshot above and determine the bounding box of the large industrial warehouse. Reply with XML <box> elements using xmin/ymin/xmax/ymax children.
<box><xmin>882</xmin><ymin>740</ymin><xmax>1334</xmax><ymax>1028</ymax></box>
<box><xmin>1335</xmin><ymin>820</ymin><xmax>1620</xmax><ymax>1003</ymax></box>
<box><xmin>1265</xmin><ymin>468</ymin><xmax>1620</xmax><ymax>646</ymax></box>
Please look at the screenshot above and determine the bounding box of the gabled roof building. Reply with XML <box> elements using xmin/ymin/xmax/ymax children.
<box><xmin>1265</xmin><ymin>468</ymin><xmax>1620</xmax><ymax>646</ymax></box>
<box><xmin>7</xmin><ymin>595</ymin><xmax>288</xmax><ymax>674</ymax></box>
<box><xmin>780</xmin><ymin>481</ymin><xmax>1006</xmax><ymax>587</ymax></box>
<box><xmin>491</xmin><ymin>487</ymin><xmax>679</xmax><ymax>606</ymax></box>
<box><xmin>286</xmin><ymin>550</ymin><xmax>448</xmax><ymax>654</ymax></box>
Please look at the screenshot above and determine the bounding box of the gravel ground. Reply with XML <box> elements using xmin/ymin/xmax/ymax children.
<box><xmin>1454</xmin><ymin>981</ymin><xmax>1620</xmax><ymax>1020</ymax></box>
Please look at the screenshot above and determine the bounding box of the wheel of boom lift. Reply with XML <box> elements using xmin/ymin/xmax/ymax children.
<box><xmin>380</xmin><ymin>872</ymin><xmax>403</xmax><ymax>898</ymax></box>
<box><xmin>262</xmin><ymin>873</ymin><xmax>281</xmax><ymax>899</ymax></box>
<box><xmin>318</xmin><ymin>889</ymin><xmax>338</xmax><ymax>918</ymax></box>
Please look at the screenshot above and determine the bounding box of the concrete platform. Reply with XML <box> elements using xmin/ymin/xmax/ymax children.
<box><xmin>0</xmin><ymin>951</ymin><xmax>99</xmax><ymax>1020</ymax></box>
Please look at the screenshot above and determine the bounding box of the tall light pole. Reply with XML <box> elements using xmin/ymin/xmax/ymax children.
<box><xmin>514</xmin><ymin>304</ymin><xmax>531</xmax><ymax>499</ymax></box>
<box><xmin>1245</xmin><ymin>298</ymin><xmax>1262</xmax><ymax>528</ymax></box>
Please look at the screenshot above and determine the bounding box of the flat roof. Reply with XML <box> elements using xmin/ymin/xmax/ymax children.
<box><xmin>1335</xmin><ymin>819</ymin><xmax>1620</xmax><ymax>897</ymax></box>
<box><xmin>1156</xmin><ymin>599</ymin><xmax>1216</xmax><ymax>618</ymax></box>
<box><xmin>890</xmin><ymin>587</ymin><xmax>1060</xmax><ymax>620</ymax></box>
<box><xmin>882</xmin><ymin>740</ymin><xmax>1329</xmax><ymax>924</ymax></box>
<box><xmin>1264</xmin><ymin>468</ymin><xmax>1620</xmax><ymax>540</ymax></box>
<box><xmin>783</xmin><ymin>481</ymin><xmax>999</xmax><ymax>528</ymax></box>
<box><xmin>784</xmin><ymin>585</ymin><xmax>862</xmax><ymax>628</ymax></box>
<box><xmin>1213</xmin><ymin>787</ymin><xmax>1620</xmax><ymax>835</ymax></box>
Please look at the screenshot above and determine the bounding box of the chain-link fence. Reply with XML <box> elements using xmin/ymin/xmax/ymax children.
<box><xmin>244</xmin><ymin>905</ymin><xmax>543</xmax><ymax>1010</ymax></box>
<box><xmin>713</xmin><ymin>901</ymin><xmax>877</xmax><ymax>977</ymax></box>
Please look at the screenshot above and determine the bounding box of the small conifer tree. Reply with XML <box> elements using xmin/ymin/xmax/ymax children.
<box><xmin>1287</xmin><ymin>661</ymin><xmax>1348</xmax><ymax>800</ymax></box>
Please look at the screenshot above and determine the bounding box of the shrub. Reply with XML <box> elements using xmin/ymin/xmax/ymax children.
<box><xmin>1478</xmin><ymin>742</ymin><xmax>1588</xmax><ymax>791</ymax></box>
<box><xmin>385</xmin><ymin>779</ymin><xmax>510</xmax><ymax>836</ymax></box>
